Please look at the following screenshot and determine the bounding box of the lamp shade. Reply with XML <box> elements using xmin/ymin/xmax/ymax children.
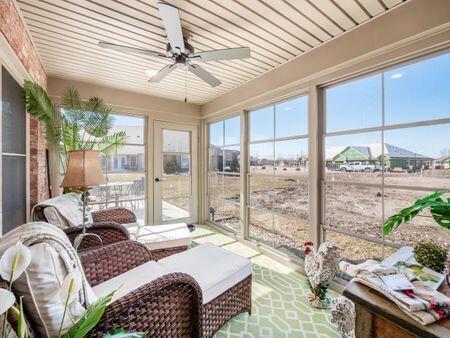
<box><xmin>60</xmin><ymin>150</ymin><xmax>107</xmax><ymax>189</ymax></box>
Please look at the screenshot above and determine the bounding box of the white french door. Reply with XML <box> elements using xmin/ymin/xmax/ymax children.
<box><xmin>153</xmin><ymin>121</ymin><xmax>198</xmax><ymax>224</ymax></box>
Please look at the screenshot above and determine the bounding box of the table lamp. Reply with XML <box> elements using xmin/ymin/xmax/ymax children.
<box><xmin>60</xmin><ymin>150</ymin><xmax>106</xmax><ymax>250</ymax></box>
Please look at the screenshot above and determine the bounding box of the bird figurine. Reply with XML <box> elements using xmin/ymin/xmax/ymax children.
<box><xmin>303</xmin><ymin>241</ymin><xmax>340</xmax><ymax>308</ymax></box>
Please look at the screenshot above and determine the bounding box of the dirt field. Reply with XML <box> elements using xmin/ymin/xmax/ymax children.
<box><xmin>210</xmin><ymin>168</ymin><xmax>450</xmax><ymax>262</ymax></box>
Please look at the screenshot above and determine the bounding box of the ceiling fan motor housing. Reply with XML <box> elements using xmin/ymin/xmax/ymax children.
<box><xmin>166</xmin><ymin>39</ymin><xmax>194</xmax><ymax>57</ymax></box>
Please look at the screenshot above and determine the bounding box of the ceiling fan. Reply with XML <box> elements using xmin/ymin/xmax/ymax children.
<box><xmin>98</xmin><ymin>1</ymin><xmax>251</xmax><ymax>88</ymax></box>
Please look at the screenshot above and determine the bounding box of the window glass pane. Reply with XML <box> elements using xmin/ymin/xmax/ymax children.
<box><xmin>163</xmin><ymin>154</ymin><xmax>190</xmax><ymax>175</ymax></box>
<box><xmin>208</xmin><ymin>173</ymin><xmax>240</xmax><ymax>202</ymax></box>
<box><xmin>275</xmin><ymin>139</ymin><xmax>308</xmax><ymax>175</ymax></box>
<box><xmin>110</xmin><ymin>115</ymin><xmax>144</xmax><ymax>144</ymax></box>
<box><xmin>209</xmin><ymin>199</ymin><xmax>241</xmax><ymax>233</ymax></box>
<box><xmin>275</xmin><ymin>96</ymin><xmax>308</xmax><ymax>137</ymax></box>
<box><xmin>101</xmin><ymin>146</ymin><xmax>145</xmax><ymax>172</ymax></box>
<box><xmin>325</xmin><ymin>131</ymin><xmax>382</xmax><ymax>183</ymax></box>
<box><xmin>384</xmin><ymin>188</ymin><xmax>449</xmax><ymax>247</ymax></box>
<box><xmin>2</xmin><ymin>68</ymin><xmax>26</xmax><ymax>154</ymax></box>
<box><xmin>209</xmin><ymin>146</ymin><xmax>223</xmax><ymax>172</ymax></box>
<box><xmin>385</xmin><ymin>53</ymin><xmax>450</xmax><ymax>125</ymax></box>
<box><xmin>209</xmin><ymin>121</ymin><xmax>223</xmax><ymax>147</ymax></box>
<box><xmin>249</xmin><ymin>175</ymin><xmax>273</xmax><ymax>210</ymax></box>
<box><xmin>249</xmin><ymin>142</ymin><xmax>274</xmax><ymax>172</ymax></box>
<box><xmin>249</xmin><ymin>208</ymin><xmax>274</xmax><ymax>247</ymax></box>
<box><xmin>273</xmin><ymin>176</ymin><xmax>308</xmax><ymax>220</ymax></box>
<box><xmin>274</xmin><ymin>215</ymin><xmax>309</xmax><ymax>259</ymax></box>
<box><xmin>2</xmin><ymin>156</ymin><xmax>26</xmax><ymax>233</ymax></box>
<box><xmin>224</xmin><ymin>146</ymin><xmax>240</xmax><ymax>173</ymax></box>
<box><xmin>325</xmin><ymin>230</ymin><xmax>391</xmax><ymax>264</ymax></box>
<box><xmin>325</xmin><ymin>183</ymin><xmax>382</xmax><ymax>241</ymax></box>
<box><xmin>326</xmin><ymin>74</ymin><xmax>382</xmax><ymax>132</ymax></box>
<box><xmin>91</xmin><ymin>173</ymin><xmax>146</xmax><ymax>202</ymax></box>
<box><xmin>384</xmin><ymin>124</ymin><xmax>450</xmax><ymax>189</ymax></box>
<box><xmin>250</xmin><ymin>106</ymin><xmax>274</xmax><ymax>141</ymax></box>
<box><xmin>163</xmin><ymin>130</ymin><xmax>190</xmax><ymax>153</ymax></box>
<box><xmin>224</xmin><ymin>115</ymin><xmax>240</xmax><ymax>145</ymax></box>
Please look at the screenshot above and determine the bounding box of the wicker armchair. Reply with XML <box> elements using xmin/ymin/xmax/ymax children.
<box><xmin>80</xmin><ymin>241</ymin><xmax>202</xmax><ymax>337</ymax></box>
<box><xmin>33</xmin><ymin>205</ymin><xmax>135</xmax><ymax>252</ymax></box>
<box><xmin>1</xmin><ymin>241</ymin><xmax>203</xmax><ymax>338</ymax></box>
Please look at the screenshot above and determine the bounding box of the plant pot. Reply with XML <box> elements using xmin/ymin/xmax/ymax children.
<box><xmin>307</xmin><ymin>293</ymin><xmax>332</xmax><ymax>309</ymax></box>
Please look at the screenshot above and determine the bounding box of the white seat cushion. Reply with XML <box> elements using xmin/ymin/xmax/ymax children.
<box><xmin>43</xmin><ymin>206</ymin><xmax>70</xmax><ymax>229</ymax></box>
<box><xmin>136</xmin><ymin>223</ymin><xmax>192</xmax><ymax>250</ymax></box>
<box><xmin>158</xmin><ymin>243</ymin><xmax>252</xmax><ymax>304</ymax></box>
<box><xmin>92</xmin><ymin>261</ymin><xmax>169</xmax><ymax>303</ymax></box>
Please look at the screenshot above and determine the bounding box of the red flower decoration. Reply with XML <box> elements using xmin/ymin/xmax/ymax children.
<box><xmin>304</xmin><ymin>247</ymin><xmax>312</xmax><ymax>255</ymax></box>
<box><xmin>304</xmin><ymin>241</ymin><xmax>314</xmax><ymax>246</ymax></box>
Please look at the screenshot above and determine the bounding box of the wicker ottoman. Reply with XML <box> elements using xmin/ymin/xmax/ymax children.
<box><xmin>158</xmin><ymin>242</ymin><xmax>252</xmax><ymax>337</ymax></box>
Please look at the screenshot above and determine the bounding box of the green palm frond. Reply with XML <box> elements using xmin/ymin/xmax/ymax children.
<box><xmin>383</xmin><ymin>191</ymin><xmax>450</xmax><ymax>236</ymax></box>
<box><xmin>97</xmin><ymin>131</ymin><xmax>128</xmax><ymax>155</ymax></box>
<box><xmin>23</xmin><ymin>80</ymin><xmax>61</xmax><ymax>145</ymax></box>
<box><xmin>61</xmin><ymin>86</ymin><xmax>85</xmax><ymax>124</ymax></box>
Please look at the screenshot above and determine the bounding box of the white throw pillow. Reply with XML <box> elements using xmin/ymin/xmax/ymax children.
<box><xmin>12</xmin><ymin>242</ymin><xmax>96</xmax><ymax>337</ymax></box>
<box><xmin>43</xmin><ymin>207</ymin><xmax>70</xmax><ymax>229</ymax></box>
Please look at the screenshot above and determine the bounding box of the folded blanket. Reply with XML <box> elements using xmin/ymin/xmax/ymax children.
<box><xmin>340</xmin><ymin>260</ymin><xmax>450</xmax><ymax>325</ymax></box>
<box><xmin>31</xmin><ymin>193</ymin><xmax>93</xmax><ymax>227</ymax></box>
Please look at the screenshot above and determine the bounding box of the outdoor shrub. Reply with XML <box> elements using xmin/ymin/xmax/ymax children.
<box><xmin>413</xmin><ymin>242</ymin><xmax>448</xmax><ymax>273</ymax></box>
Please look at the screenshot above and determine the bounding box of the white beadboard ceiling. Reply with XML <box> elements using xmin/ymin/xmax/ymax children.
<box><xmin>17</xmin><ymin>0</ymin><xmax>407</xmax><ymax>104</ymax></box>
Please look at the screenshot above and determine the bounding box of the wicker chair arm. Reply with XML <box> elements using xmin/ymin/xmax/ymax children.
<box><xmin>79</xmin><ymin>240</ymin><xmax>152</xmax><ymax>286</ymax></box>
<box><xmin>64</xmin><ymin>222</ymin><xmax>130</xmax><ymax>252</ymax></box>
<box><xmin>92</xmin><ymin>208</ymin><xmax>137</xmax><ymax>224</ymax></box>
<box><xmin>91</xmin><ymin>273</ymin><xmax>202</xmax><ymax>338</ymax></box>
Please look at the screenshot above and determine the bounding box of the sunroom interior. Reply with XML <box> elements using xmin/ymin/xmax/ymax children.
<box><xmin>1</xmin><ymin>0</ymin><xmax>449</xmax><ymax>337</ymax></box>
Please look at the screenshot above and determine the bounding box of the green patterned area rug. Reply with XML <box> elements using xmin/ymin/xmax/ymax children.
<box><xmin>191</xmin><ymin>225</ymin><xmax>340</xmax><ymax>338</ymax></box>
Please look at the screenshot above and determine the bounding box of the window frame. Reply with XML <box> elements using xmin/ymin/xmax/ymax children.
<box><xmin>319</xmin><ymin>50</ymin><xmax>450</xmax><ymax>259</ymax></box>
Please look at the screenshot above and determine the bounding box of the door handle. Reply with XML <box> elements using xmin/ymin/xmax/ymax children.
<box><xmin>154</xmin><ymin>177</ymin><xmax>163</xmax><ymax>182</ymax></box>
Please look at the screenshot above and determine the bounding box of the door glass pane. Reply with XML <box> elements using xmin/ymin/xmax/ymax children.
<box><xmin>250</xmin><ymin>106</ymin><xmax>274</xmax><ymax>141</ymax></box>
<box><xmin>163</xmin><ymin>176</ymin><xmax>190</xmax><ymax>198</ymax></box>
<box><xmin>326</xmin><ymin>74</ymin><xmax>382</xmax><ymax>132</ymax></box>
<box><xmin>163</xmin><ymin>196</ymin><xmax>190</xmax><ymax>221</ymax></box>
<box><xmin>163</xmin><ymin>130</ymin><xmax>190</xmax><ymax>153</ymax></box>
<box><xmin>209</xmin><ymin>147</ymin><xmax>223</xmax><ymax>172</ymax></box>
<box><xmin>385</xmin><ymin>52</ymin><xmax>450</xmax><ymax>125</ymax></box>
<box><xmin>163</xmin><ymin>154</ymin><xmax>190</xmax><ymax>175</ymax></box>
<box><xmin>275</xmin><ymin>96</ymin><xmax>308</xmax><ymax>138</ymax></box>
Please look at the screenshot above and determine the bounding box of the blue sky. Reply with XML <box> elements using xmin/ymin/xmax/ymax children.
<box><xmin>111</xmin><ymin>114</ymin><xmax>144</xmax><ymax>127</ymax></box>
<box><xmin>243</xmin><ymin>52</ymin><xmax>450</xmax><ymax>160</ymax></box>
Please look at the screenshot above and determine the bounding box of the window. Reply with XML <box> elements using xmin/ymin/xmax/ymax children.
<box><xmin>89</xmin><ymin>115</ymin><xmax>147</xmax><ymax>225</ymax></box>
<box><xmin>248</xmin><ymin>95</ymin><xmax>309</xmax><ymax>259</ymax></box>
<box><xmin>323</xmin><ymin>52</ymin><xmax>450</xmax><ymax>264</ymax></box>
<box><xmin>208</xmin><ymin>116</ymin><xmax>241</xmax><ymax>233</ymax></box>
<box><xmin>1</xmin><ymin>67</ymin><xmax>27</xmax><ymax>233</ymax></box>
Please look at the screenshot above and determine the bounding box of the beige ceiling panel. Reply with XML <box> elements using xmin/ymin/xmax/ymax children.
<box><xmin>17</xmin><ymin>0</ymin><xmax>407</xmax><ymax>104</ymax></box>
<box><xmin>334</xmin><ymin>0</ymin><xmax>370</xmax><ymax>23</ymax></box>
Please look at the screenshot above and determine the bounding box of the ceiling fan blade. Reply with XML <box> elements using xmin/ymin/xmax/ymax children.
<box><xmin>187</xmin><ymin>63</ymin><xmax>221</xmax><ymax>87</ymax></box>
<box><xmin>157</xmin><ymin>2</ymin><xmax>185</xmax><ymax>54</ymax></box>
<box><xmin>190</xmin><ymin>47</ymin><xmax>251</xmax><ymax>62</ymax></box>
<box><xmin>149</xmin><ymin>63</ymin><xmax>177</xmax><ymax>83</ymax></box>
<box><xmin>99</xmin><ymin>42</ymin><xmax>167</xmax><ymax>58</ymax></box>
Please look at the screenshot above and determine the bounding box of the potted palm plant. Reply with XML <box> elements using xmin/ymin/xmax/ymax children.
<box><xmin>23</xmin><ymin>81</ymin><xmax>128</xmax><ymax>178</ymax></box>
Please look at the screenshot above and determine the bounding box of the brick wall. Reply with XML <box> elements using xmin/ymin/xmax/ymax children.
<box><xmin>0</xmin><ymin>0</ymin><xmax>49</xmax><ymax>206</ymax></box>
